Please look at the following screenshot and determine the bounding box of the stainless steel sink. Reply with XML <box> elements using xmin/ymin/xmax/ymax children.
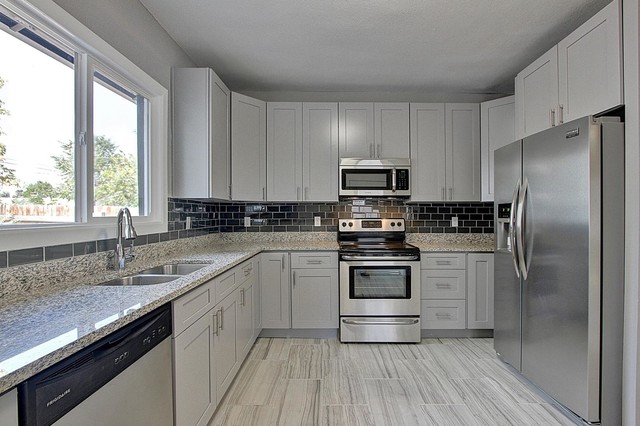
<box><xmin>137</xmin><ymin>263</ymin><xmax>210</xmax><ymax>275</ymax></box>
<box><xmin>98</xmin><ymin>275</ymin><xmax>182</xmax><ymax>286</ymax></box>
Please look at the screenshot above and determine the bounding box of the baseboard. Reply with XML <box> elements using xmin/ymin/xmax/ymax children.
<box><xmin>259</xmin><ymin>328</ymin><xmax>339</xmax><ymax>338</ymax></box>
<box><xmin>421</xmin><ymin>329</ymin><xmax>494</xmax><ymax>338</ymax></box>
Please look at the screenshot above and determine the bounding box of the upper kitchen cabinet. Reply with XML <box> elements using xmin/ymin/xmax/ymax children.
<box><xmin>266</xmin><ymin>102</ymin><xmax>338</xmax><ymax>202</ymax></box>
<box><xmin>515</xmin><ymin>0</ymin><xmax>622</xmax><ymax>139</ymax></box>
<box><xmin>172</xmin><ymin>68</ymin><xmax>230</xmax><ymax>200</ymax></box>
<box><xmin>557</xmin><ymin>0</ymin><xmax>622</xmax><ymax>123</ymax></box>
<box><xmin>411</xmin><ymin>103</ymin><xmax>480</xmax><ymax>201</ymax></box>
<box><xmin>231</xmin><ymin>93</ymin><xmax>267</xmax><ymax>201</ymax></box>
<box><xmin>480</xmin><ymin>96</ymin><xmax>515</xmax><ymax>202</ymax></box>
<box><xmin>339</xmin><ymin>103</ymin><xmax>409</xmax><ymax>158</ymax></box>
<box><xmin>267</xmin><ymin>102</ymin><xmax>303</xmax><ymax>202</ymax></box>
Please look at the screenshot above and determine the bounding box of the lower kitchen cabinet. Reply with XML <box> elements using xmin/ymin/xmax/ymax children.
<box><xmin>291</xmin><ymin>268</ymin><xmax>338</xmax><ymax>328</ymax></box>
<box><xmin>253</xmin><ymin>256</ymin><xmax>262</xmax><ymax>339</ymax></box>
<box><xmin>420</xmin><ymin>252</ymin><xmax>494</xmax><ymax>331</ymax></box>
<box><xmin>173</xmin><ymin>312</ymin><xmax>216</xmax><ymax>426</ymax></box>
<box><xmin>236</xmin><ymin>277</ymin><xmax>254</xmax><ymax>360</ymax></box>
<box><xmin>213</xmin><ymin>293</ymin><xmax>238</xmax><ymax>401</ymax></box>
<box><xmin>261</xmin><ymin>252</ymin><xmax>291</xmax><ymax>328</ymax></box>
<box><xmin>467</xmin><ymin>253</ymin><xmax>495</xmax><ymax>329</ymax></box>
<box><xmin>0</xmin><ymin>389</ymin><xmax>17</xmax><ymax>426</ymax></box>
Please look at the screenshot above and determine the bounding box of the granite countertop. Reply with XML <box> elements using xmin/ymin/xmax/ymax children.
<box><xmin>0</xmin><ymin>232</ymin><xmax>493</xmax><ymax>394</ymax></box>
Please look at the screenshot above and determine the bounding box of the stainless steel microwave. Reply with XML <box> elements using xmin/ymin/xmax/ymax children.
<box><xmin>339</xmin><ymin>158</ymin><xmax>410</xmax><ymax>197</ymax></box>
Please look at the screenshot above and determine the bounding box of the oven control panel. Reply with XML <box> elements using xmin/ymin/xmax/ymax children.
<box><xmin>339</xmin><ymin>218</ymin><xmax>404</xmax><ymax>232</ymax></box>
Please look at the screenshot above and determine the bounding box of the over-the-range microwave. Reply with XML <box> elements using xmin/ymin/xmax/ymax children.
<box><xmin>339</xmin><ymin>158</ymin><xmax>410</xmax><ymax>197</ymax></box>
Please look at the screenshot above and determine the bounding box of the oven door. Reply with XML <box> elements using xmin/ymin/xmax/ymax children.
<box><xmin>339</xmin><ymin>260</ymin><xmax>420</xmax><ymax>316</ymax></box>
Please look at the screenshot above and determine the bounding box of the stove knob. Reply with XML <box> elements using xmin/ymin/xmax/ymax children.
<box><xmin>397</xmin><ymin>222</ymin><xmax>402</xmax><ymax>228</ymax></box>
<box><xmin>348</xmin><ymin>222</ymin><xmax>353</xmax><ymax>227</ymax></box>
<box><xmin>341</xmin><ymin>222</ymin><xmax>347</xmax><ymax>227</ymax></box>
<box><xmin>390</xmin><ymin>222</ymin><xmax>395</xmax><ymax>227</ymax></box>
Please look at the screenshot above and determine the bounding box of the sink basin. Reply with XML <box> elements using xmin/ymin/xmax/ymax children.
<box><xmin>137</xmin><ymin>263</ymin><xmax>210</xmax><ymax>275</ymax></box>
<box><xmin>98</xmin><ymin>275</ymin><xmax>182</xmax><ymax>286</ymax></box>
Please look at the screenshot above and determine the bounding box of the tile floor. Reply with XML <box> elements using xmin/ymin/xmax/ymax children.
<box><xmin>209</xmin><ymin>337</ymin><xmax>577</xmax><ymax>426</ymax></box>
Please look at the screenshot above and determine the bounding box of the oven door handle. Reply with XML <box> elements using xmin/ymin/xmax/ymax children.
<box><xmin>341</xmin><ymin>255</ymin><xmax>420</xmax><ymax>261</ymax></box>
<box><xmin>342</xmin><ymin>318</ymin><xmax>419</xmax><ymax>326</ymax></box>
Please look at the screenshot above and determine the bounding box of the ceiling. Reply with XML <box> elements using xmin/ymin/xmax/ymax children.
<box><xmin>140</xmin><ymin>0</ymin><xmax>612</xmax><ymax>96</ymax></box>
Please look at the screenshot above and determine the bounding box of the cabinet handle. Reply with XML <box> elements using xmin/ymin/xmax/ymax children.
<box><xmin>442</xmin><ymin>187</ymin><xmax>445</xmax><ymax>201</ymax></box>
<box><xmin>550</xmin><ymin>108</ymin><xmax>556</xmax><ymax>127</ymax></box>
<box><xmin>305</xmin><ymin>187</ymin><xmax>309</xmax><ymax>201</ymax></box>
<box><xmin>219</xmin><ymin>308</ymin><xmax>224</xmax><ymax>330</ymax></box>
<box><xmin>282</xmin><ymin>254</ymin><xmax>285</xmax><ymax>270</ymax></box>
<box><xmin>449</xmin><ymin>188</ymin><xmax>453</xmax><ymax>201</ymax></box>
<box><xmin>212</xmin><ymin>311</ymin><xmax>219</xmax><ymax>336</ymax></box>
<box><xmin>306</xmin><ymin>260</ymin><xmax>322</xmax><ymax>264</ymax></box>
<box><xmin>435</xmin><ymin>313</ymin><xmax>452</xmax><ymax>319</ymax></box>
<box><xmin>369</xmin><ymin>144</ymin><xmax>373</xmax><ymax>158</ymax></box>
<box><xmin>297</xmin><ymin>187</ymin><xmax>301</xmax><ymax>201</ymax></box>
<box><xmin>377</xmin><ymin>144</ymin><xmax>381</xmax><ymax>158</ymax></box>
<box><xmin>435</xmin><ymin>283</ymin><xmax>451</xmax><ymax>288</ymax></box>
<box><xmin>559</xmin><ymin>104</ymin><xmax>564</xmax><ymax>124</ymax></box>
<box><xmin>292</xmin><ymin>270</ymin><xmax>296</xmax><ymax>288</ymax></box>
<box><xmin>228</xmin><ymin>185</ymin><xmax>232</xmax><ymax>199</ymax></box>
<box><xmin>262</xmin><ymin>187</ymin><xmax>266</xmax><ymax>201</ymax></box>
<box><xmin>240</xmin><ymin>288</ymin><xmax>245</xmax><ymax>306</ymax></box>
<box><xmin>435</xmin><ymin>260</ymin><xmax>452</xmax><ymax>265</ymax></box>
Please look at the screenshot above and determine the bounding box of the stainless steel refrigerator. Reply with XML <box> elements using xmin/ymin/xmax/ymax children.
<box><xmin>493</xmin><ymin>116</ymin><xmax>624</xmax><ymax>425</ymax></box>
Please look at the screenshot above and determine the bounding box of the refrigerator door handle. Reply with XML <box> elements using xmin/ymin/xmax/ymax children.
<box><xmin>516</xmin><ymin>177</ymin><xmax>529</xmax><ymax>279</ymax></box>
<box><xmin>510</xmin><ymin>178</ymin><xmax>521</xmax><ymax>278</ymax></box>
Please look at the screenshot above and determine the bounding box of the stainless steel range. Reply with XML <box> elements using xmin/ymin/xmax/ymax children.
<box><xmin>338</xmin><ymin>218</ymin><xmax>421</xmax><ymax>343</ymax></box>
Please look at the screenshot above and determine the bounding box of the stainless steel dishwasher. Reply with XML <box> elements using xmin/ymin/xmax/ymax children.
<box><xmin>18</xmin><ymin>304</ymin><xmax>173</xmax><ymax>426</ymax></box>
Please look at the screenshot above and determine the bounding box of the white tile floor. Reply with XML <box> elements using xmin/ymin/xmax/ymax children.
<box><xmin>209</xmin><ymin>337</ymin><xmax>578</xmax><ymax>425</ymax></box>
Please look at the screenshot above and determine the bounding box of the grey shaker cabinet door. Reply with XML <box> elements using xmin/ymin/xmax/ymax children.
<box><xmin>303</xmin><ymin>103</ymin><xmax>339</xmax><ymax>201</ymax></box>
<box><xmin>339</xmin><ymin>102</ymin><xmax>374</xmax><ymax>158</ymax></box>
<box><xmin>467</xmin><ymin>253</ymin><xmax>494</xmax><ymax>329</ymax></box>
<box><xmin>480</xmin><ymin>96</ymin><xmax>515</xmax><ymax>202</ymax></box>
<box><xmin>267</xmin><ymin>102</ymin><xmax>303</xmax><ymax>201</ymax></box>
<box><xmin>410</xmin><ymin>103</ymin><xmax>446</xmax><ymax>201</ymax></box>
<box><xmin>291</xmin><ymin>268</ymin><xmax>339</xmax><ymax>328</ymax></box>
<box><xmin>260</xmin><ymin>252</ymin><xmax>291</xmax><ymax>329</ymax></box>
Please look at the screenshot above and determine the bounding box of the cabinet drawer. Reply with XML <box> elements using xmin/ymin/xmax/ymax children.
<box><xmin>290</xmin><ymin>252</ymin><xmax>338</xmax><ymax>269</ymax></box>
<box><xmin>173</xmin><ymin>279</ymin><xmax>216</xmax><ymax>336</ymax></box>
<box><xmin>237</xmin><ymin>258</ymin><xmax>256</xmax><ymax>284</ymax></box>
<box><xmin>421</xmin><ymin>300</ymin><xmax>466</xmax><ymax>329</ymax></box>
<box><xmin>215</xmin><ymin>268</ymin><xmax>237</xmax><ymax>302</ymax></box>
<box><xmin>421</xmin><ymin>270</ymin><xmax>466</xmax><ymax>299</ymax></box>
<box><xmin>421</xmin><ymin>253</ymin><xmax>466</xmax><ymax>270</ymax></box>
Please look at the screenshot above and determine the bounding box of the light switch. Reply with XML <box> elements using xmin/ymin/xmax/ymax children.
<box><xmin>451</xmin><ymin>217</ymin><xmax>458</xmax><ymax>227</ymax></box>
<box><xmin>244</xmin><ymin>217</ymin><xmax>251</xmax><ymax>227</ymax></box>
<box><xmin>314</xmin><ymin>216</ymin><xmax>321</xmax><ymax>226</ymax></box>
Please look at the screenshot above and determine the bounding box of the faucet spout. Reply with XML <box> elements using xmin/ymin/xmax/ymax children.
<box><xmin>113</xmin><ymin>207</ymin><xmax>137</xmax><ymax>271</ymax></box>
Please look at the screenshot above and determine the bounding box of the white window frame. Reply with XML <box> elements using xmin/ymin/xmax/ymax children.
<box><xmin>0</xmin><ymin>0</ymin><xmax>168</xmax><ymax>251</ymax></box>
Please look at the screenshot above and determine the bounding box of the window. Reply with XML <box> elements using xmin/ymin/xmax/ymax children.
<box><xmin>0</xmin><ymin>0</ymin><xmax>167</xmax><ymax>249</ymax></box>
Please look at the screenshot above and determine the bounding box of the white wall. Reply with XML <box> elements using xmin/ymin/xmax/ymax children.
<box><xmin>52</xmin><ymin>0</ymin><xmax>195</xmax><ymax>89</ymax></box>
<box><xmin>623</xmin><ymin>0</ymin><xmax>640</xmax><ymax>424</ymax></box>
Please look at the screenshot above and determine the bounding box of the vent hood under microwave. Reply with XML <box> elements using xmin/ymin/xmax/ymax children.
<box><xmin>339</xmin><ymin>158</ymin><xmax>411</xmax><ymax>198</ymax></box>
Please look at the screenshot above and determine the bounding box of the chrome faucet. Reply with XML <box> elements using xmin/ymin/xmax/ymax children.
<box><xmin>110</xmin><ymin>207</ymin><xmax>137</xmax><ymax>271</ymax></box>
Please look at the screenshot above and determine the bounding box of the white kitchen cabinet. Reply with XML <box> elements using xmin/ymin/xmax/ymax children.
<box><xmin>467</xmin><ymin>253</ymin><xmax>494</xmax><ymax>329</ymax></box>
<box><xmin>213</xmin><ymin>293</ymin><xmax>238</xmax><ymax>401</ymax></box>
<box><xmin>236</xmin><ymin>277</ymin><xmax>254</xmax><ymax>360</ymax></box>
<box><xmin>410</xmin><ymin>103</ymin><xmax>480</xmax><ymax>201</ymax></box>
<box><xmin>339</xmin><ymin>102</ymin><xmax>374</xmax><ymax>158</ymax></box>
<box><xmin>557</xmin><ymin>0</ymin><xmax>622</xmax><ymax>123</ymax></box>
<box><xmin>421</xmin><ymin>252</ymin><xmax>467</xmax><ymax>330</ymax></box>
<box><xmin>253</xmin><ymin>256</ymin><xmax>262</xmax><ymax>339</ymax></box>
<box><xmin>260</xmin><ymin>252</ymin><xmax>291</xmax><ymax>328</ymax></box>
<box><xmin>481</xmin><ymin>96</ymin><xmax>515</xmax><ymax>201</ymax></box>
<box><xmin>374</xmin><ymin>103</ymin><xmax>410</xmax><ymax>158</ymax></box>
<box><xmin>339</xmin><ymin>103</ymin><xmax>409</xmax><ymax>158</ymax></box>
<box><xmin>231</xmin><ymin>92</ymin><xmax>266</xmax><ymax>201</ymax></box>
<box><xmin>291</xmin><ymin>252</ymin><xmax>339</xmax><ymax>329</ymax></box>
<box><xmin>515</xmin><ymin>46</ymin><xmax>558</xmax><ymax>140</ymax></box>
<box><xmin>410</xmin><ymin>103</ymin><xmax>446</xmax><ymax>201</ymax></box>
<box><xmin>267</xmin><ymin>102</ymin><xmax>338</xmax><ymax>201</ymax></box>
<box><xmin>173</xmin><ymin>311</ymin><xmax>216</xmax><ymax>426</ymax></box>
<box><xmin>515</xmin><ymin>0</ymin><xmax>622</xmax><ymax>139</ymax></box>
<box><xmin>421</xmin><ymin>300</ymin><xmax>467</xmax><ymax>329</ymax></box>
<box><xmin>172</xmin><ymin>68</ymin><xmax>230</xmax><ymax>199</ymax></box>
<box><xmin>303</xmin><ymin>103</ymin><xmax>339</xmax><ymax>201</ymax></box>
<box><xmin>0</xmin><ymin>389</ymin><xmax>17</xmax><ymax>426</ymax></box>
<box><xmin>267</xmin><ymin>102</ymin><xmax>303</xmax><ymax>201</ymax></box>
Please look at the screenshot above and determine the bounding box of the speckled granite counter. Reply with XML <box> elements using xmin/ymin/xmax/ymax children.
<box><xmin>0</xmin><ymin>231</ymin><xmax>491</xmax><ymax>394</ymax></box>
<box><xmin>407</xmin><ymin>233</ymin><xmax>495</xmax><ymax>252</ymax></box>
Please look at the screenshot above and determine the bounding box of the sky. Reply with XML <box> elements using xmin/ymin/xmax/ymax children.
<box><xmin>0</xmin><ymin>27</ymin><xmax>138</xmax><ymax>190</ymax></box>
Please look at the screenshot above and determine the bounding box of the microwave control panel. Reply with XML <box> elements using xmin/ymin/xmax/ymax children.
<box><xmin>396</xmin><ymin>169</ymin><xmax>409</xmax><ymax>190</ymax></box>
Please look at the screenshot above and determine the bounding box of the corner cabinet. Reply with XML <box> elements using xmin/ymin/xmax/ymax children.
<box><xmin>172</xmin><ymin>68</ymin><xmax>230</xmax><ymax>200</ymax></box>
<box><xmin>231</xmin><ymin>93</ymin><xmax>267</xmax><ymax>201</ymax></box>
<box><xmin>515</xmin><ymin>0</ymin><xmax>622</xmax><ymax>139</ymax></box>
<box><xmin>410</xmin><ymin>103</ymin><xmax>480</xmax><ymax>201</ymax></box>
<box><xmin>480</xmin><ymin>96</ymin><xmax>515</xmax><ymax>201</ymax></box>
<box><xmin>0</xmin><ymin>389</ymin><xmax>17</xmax><ymax>426</ymax></box>
<box><xmin>266</xmin><ymin>102</ymin><xmax>339</xmax><ymax>202</ymax></box>
<box><xmin>339</xmin><ymin>103</ymin><xmax>409</xmax><ymax>158</ymax></box>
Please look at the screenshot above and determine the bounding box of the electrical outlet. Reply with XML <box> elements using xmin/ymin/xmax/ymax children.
<box><xmin>314</xmin><ymin>216</ymin><xmax>321</xmax><ymax>226</ymax></box>
<box><xmin>244</xmin><ymin>216</ymin><xmax>251</xmax><ymax>227</ymax></box>
<box><xmin>451</xmin><ymin>217</ymin><xmax>458</xmax><ymax>227</ymax></box>
<box><xmin>185</xmin><ymin>217</ymin><xmax>192</xmax><ymax>230</ymax></box>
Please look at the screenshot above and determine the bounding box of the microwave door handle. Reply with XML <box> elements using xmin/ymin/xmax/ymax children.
<box><xmin>392</xmin><ymin>168</ymin><xmax>397</xmax><ymax>192</ymax></box>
